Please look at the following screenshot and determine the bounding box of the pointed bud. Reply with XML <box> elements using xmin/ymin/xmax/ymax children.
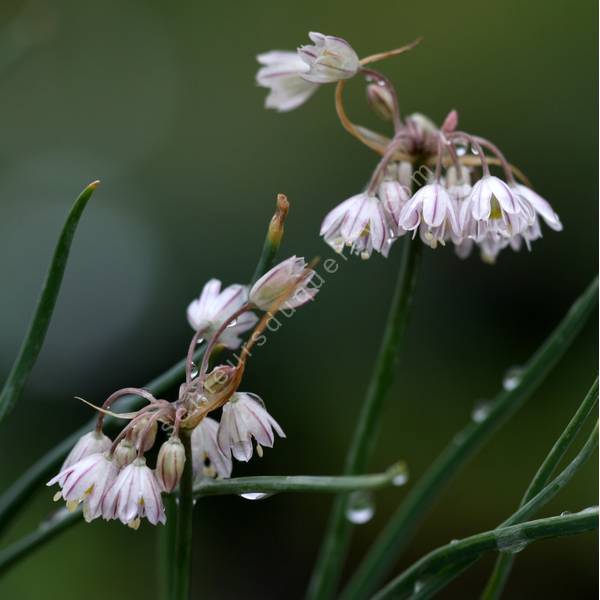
<box><xmin>366</xmin><ymin>84</ymin><xmax>394</xmax><ymax>122</ymax></box>
<box><xmin>113</xmin><ymin>438</ymin><xmax>137</xmax><ymax>467</ymax></box>
<box><xmin>132</xmin><ymin>415</ymin><xmax>158</xmax><ymax>453</ymax></box>
<box><xmin>268</xmin><ymin>194</ymin><xmax>290</xmax><ymax>247</ymax></box>
<box><xmin>203</xmin><ymin>365</ymin><xmax>236</xmax><ymax>397</ymax></box>
<box><xmin>442</xmin><ymin>109</ymin><xmax>458</xmax><ymax>133</ymax></box>
<box><xmin>156</xmin><ymin>437</ymin><xmax>186</xmax><ymax>492</ymax></box>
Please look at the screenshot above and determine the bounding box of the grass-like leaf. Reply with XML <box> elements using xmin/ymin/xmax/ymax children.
<box><xmin>370</xmin><ymin>509</ymin><xmax>599</xmax><ymax>600</ymax></box>
<box><xmin>341</xmin><ymin>277</ymin><xmax>598</xmax><ymax>599</ymax></box>
<box><xmin>0</xmin><ymin>465</ymin><xmax>408</xmax><ymax>576</ymax></box>
<box><xmin>0</xmin><ymin>181</ymin><xmax>100</xmax><ymax>423</ymax></box>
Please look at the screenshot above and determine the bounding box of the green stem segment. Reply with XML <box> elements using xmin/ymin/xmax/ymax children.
<box><xmin>307</xmin><ymin>236</ymin><xmax>421</xmax><ymax>600</ymax></box>
<box><xmin>0</xmin><ymin>181</ymin><xmax>99</xmax><ymax>423</ymax></box>
<box><xmin>0</xmin><ymin>466</ymin><xmax>407</xmax><ymax>576</ymax></box>
<box><xmin>371</xmin><ymin>510</ymin><xmax>599</xmax><ymax>600</ymax></box>
<box><xmin>481</xmin><ymin>379</ymin><xmax>599</xmax><ymax>599</ymax></box>
<box><xmin>342</xmin><ymin>277</ymin><xmax>598</xmax><ymax>600</ymax></box>
<box><xmin>172</xmin><ymin>431</ymin><xmax>194</xmax><ymax>600</ymax></box>
<box><xmin>158</xmin><ymin>494</ymin><xmax>178</xmax><ymax>600</ymax></box>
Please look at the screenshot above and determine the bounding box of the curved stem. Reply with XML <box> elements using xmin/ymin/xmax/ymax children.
<box><xmin>341</xmin><ymin>277</ymin><xmax>598</xmax><ymax>600</ymax></box>
<box><xmin>306</xmin><ymin>235</ymin><xmax>422</xmax><ymax>600</ymax></box>
<box><xmin>172</xmin><ymin>430</ymin><xmax>194</xmax><ymax>600</ymax></box>
<box><xmin>371</xmin><ymin>510</ymin><xmax>599</xmax><ymax>600</ymax></box>
<box><xmin>96</xmin><ymin>387</ymin><xmax>158</xmax><ymax>433</ymax></box>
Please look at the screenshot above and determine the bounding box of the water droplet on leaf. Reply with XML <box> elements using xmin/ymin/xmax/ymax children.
<box><xmin>239</xmin><ymin>492</ymin><xmax>271</xmax><ymax>501</ymax></box>
<box><xmin>471</xmin><ymin>400</ymin><xmax>491</xmax><ymax>423</ymax></box>
<box><xmin>345</xmin><ymin>491</ymin><xmax>375</xmax><ymax>524</ymax></box>
<box><xmin>503</xmin><ymin>366</ymin><xmax>523</xmax><ymax>391</ymax></box>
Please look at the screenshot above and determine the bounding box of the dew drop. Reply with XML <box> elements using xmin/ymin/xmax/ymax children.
<box><xmin>471</xmin><ymin>400</ymin><xmax>491</xmax><ymax>423</ymax></box>
<box><xmin>496</xmin><ymin>530</ymin><xmax>528</xmax><ymax>554</ymax></box>
<box><xmin>449</xmin><ymin>539</ymin><xmax>459</xmax><ymax>545</ymax></box>
<box><xmin>471</xmin><ymin>144</ymin><xmax>479</xmax><ymax>155</ymax></box>
<box><xmin>345</xmin><ymin>491</ymin><xmax>375</xmax><ymax>525</ymax></box>
<box><xmin>453</xmin><ymin>139</ymin><xmax>469</xmax><ymax>156</ymax></box>
<box><xmin>503</xmin><ymin>366</ymin><xmax>523</xmax><ymax>391</ymax></box>
<box><xmin>579</xmin><ymin>506</ymin><xmax>598</xmax><ymax>514</ymax></box>
<box><xmin>560</xmin><ymin>510</ymin><xmax>571</xmax><ymax>516</ymax></box>
<box><xmin>239</xmin><ymin>492</ymin><xmax>271</xmax><ymax>501</ymax></box>
<box><xmin>392</xmin><ymin>472</ymin><xmax>409</xmax><ymax>487</ymax></box>
<box><xmin>190</xmin><ymin>363</ymin><xmax>199</xmax><ymax>379</ymax></box>
<box><xmin>413</xmin><ymin>580</ymin><xmax>424</xmax><ymax>594</ymax></box>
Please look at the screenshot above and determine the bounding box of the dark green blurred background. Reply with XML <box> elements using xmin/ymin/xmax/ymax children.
<box><xmin>0</xmin><ymin>0</ymin><xmax>597</xmax><ymax>598</ymax></box>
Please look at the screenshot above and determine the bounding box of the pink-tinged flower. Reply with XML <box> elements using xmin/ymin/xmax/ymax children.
<box><xmin>399</xmin><ymin>183</ymin><xmax>460</xmax><ymax>248</ymax></box>
<box><xmin>298</xmin><ymin>32</ymin><xmax>359</xmax><ymax>83</ymax></box>
<box><xmin>60</xmin><ymin>430</ymin><xmax>111</xmax><ymax>470</ymax></box>
<box><xmin>320</xmin><ymin>193</ymin><xmax>388</xmax><ymax>258</ymax></box>
<box><xmin>187</xmin><ymin>279</ymin><xmax>258</xmax><ymax>350</ymax></box>
<box><xmin>379</xmin><ymin>180</ymin><xmax>411</xmax><ymax>238</ymax></box>
<box><xmin>191</xmin><ymin>417</ymin><xmax>232</xmax><ymax>480</ymax></box>
<box><xmin>156</xmin><ymin>437</ymin><xmax>186</xmax><ymax>492</ymax></box>
<box><xmin>217</xmin><ymin>393</ymin><xmax>285</xmax><ymax>462</ymax></box>
<box><xmin>460</xmin><ymin>176</ymin><xmax>535</xmax><ymax>240</ymax></box>
<box><xmin>512</xmin><ymin>184</ymin><xmax>563</xmax><ymax>232</ymax></box>
<box><xmin>249</xmin><ymin>256</ymin><xmax>318</xmax><ymax>311</ymax></box>
<box><xmin>113</xmin><ymin>438</ymin><xmax>137</xmax><ymax>468</ymax></box>
<box><xmin>256</xmin><ymin>51</ymin><xmax>319</xmax><ymax>112</ymax></box>
<box><xmin>47</xmin><ymin>452</ymin><xmax>119</xmax><ymax>523</ymax></box>
<box><xmin>102</xmin><ymin>457</ymin><xmax>165</xmax><ymax>528</ymax></box>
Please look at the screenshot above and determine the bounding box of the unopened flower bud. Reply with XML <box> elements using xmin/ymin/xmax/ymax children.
<box><xmin>132</xmin><ymin>415</ymin><xmax>158</xmax><ymax>453</ymax></box>
<box><xmin>249</xmin><ymin>256</ymin><xmax>318</xmax><ymax>311</ymax></box>
<box><xmin>156</xmin><ymin>437</ymin><xmax>186</xmax><ymax>492</ymax></box>
<box><xmin>366</xmin><ymin>84</ymin><xmax>394</xmax><ymax>121</ymax></box>
<box><xmin>298</xmin><ymin>32</ymin><xmax>359</xmax><ymax>83</ymax></box>
<box><xmin>267</xmin><ymin>193</ymin><xmax>290</xmax><ymax>247</ymax></box>
<box><xmin>203</xmin><ymin>365</ymin><xmax>235</xmax><ymax>397</ymax></box>
<box><xmin>113</xmin><ymin>438</ymin><xmax>137</xmax><ymax>467</ymax></box>
<box><xmin>441</xmin><ymin>109</ymin><xmax>458</xmax><ymax>133</ymax></box>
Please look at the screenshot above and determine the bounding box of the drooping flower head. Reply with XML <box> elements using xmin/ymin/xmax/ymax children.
<box><xmin>257</xmin><ymin>32</ymin><xmax>359</xmax><ymax>112</ymax></box>
<box><xmin>102</xmin><ymin>457</ymin><xmax>166</xmax><ymax>528</ymax></box>
<box><xmin>320</xmin><ymin>193</ymin><xmax>389</xmax><ymax>258</ymax></box>
<box><xmin>217</xmin><ymin>392</ymin><xmax>285</xmax><ymax>462</ymax></box>
<box><xmin>298</xmin><ymin>32</ymin><xmax>360</xmax><ymax>83</ymax></box>
<box><xmin>47</xmin><ymin>452</ymin><xmax>119</xmax><ymax>522</ymax></box>
<box><xmin>249</xmin><ymin>256</ymin><xmax>318</xmax><ymax>311</ymax></box>
<box><xmin>187</xmin><ymin>279</ymin><xmax>258</xmax><ymax>350</ymax></box>
<box><xmin>191</xmin><ymin>416</ymin><xmax>232</xmax><ymax>480</ymax></box>
<box><xmin>256</xmin><ymin>51</ymin><xmax>319</xmax><ymax>112</ymax></box>
<box><xmin>60</xmin><ymin>430</ymin><xmax>111</xmax><ymax>470</ymax></box>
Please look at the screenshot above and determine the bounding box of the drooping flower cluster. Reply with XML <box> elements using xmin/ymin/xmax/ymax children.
<box><xmin>257</xmin><ymin>34</ymin><xmax>562</xmax><ymax>263</ymax></box>
<box><xmin>48</xmin><ymin>256</ymin><xmax>318</xmax><ymax>528</ymax></box>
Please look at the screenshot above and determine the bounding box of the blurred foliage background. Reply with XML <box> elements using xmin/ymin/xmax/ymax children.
<box><xmin>0</xmin><ymin>0</ymin><xmax>597</xmax><ymax>598</ymax></box>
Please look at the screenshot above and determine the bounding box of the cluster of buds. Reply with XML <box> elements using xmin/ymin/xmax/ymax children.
<box><xmin>257</xmin><ymin>33</ymin><xmax>562</xmax><ymax>263</ymax></box>
<box><xmin>48</xmin><ymin>255</ymin><xmax>319</xmax><ymax>528</ymax></box>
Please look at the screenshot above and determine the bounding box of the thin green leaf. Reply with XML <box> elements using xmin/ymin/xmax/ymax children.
<box><xmin>0</xmin><ymin>466</ymin><xmax>408</xmax><ymax>575</ymax></box>
<box><xmin>371</xmin><ymin>510</ymin><xmax>599</xmax><ymax>600</ymax></box>
<box><xmin>342</xmin><ymin>277</ymin><xmax>598</xmax><ymax>599</ymax></box>
<box><xmin>0</xmin><ymin>181</ymin><xmax>100</xmax><ymax>423</ymax></box>
<box><xmin>306</xmin><ymin>236</ymin><xmax>421</xmax><ymax>600</ymax></box>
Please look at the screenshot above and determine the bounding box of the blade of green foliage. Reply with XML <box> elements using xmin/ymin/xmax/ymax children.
<box><xmin>371</xmin><ymin>510</ymin><xmax>599</xmax><ymax>600</ymax></box>
<box><xmin>307</xmin><ymin>236</ymin><xmax>421</xmax><ymax>600</ymax></box>
<box><xmin>342</xmin><ymin>277</ymin><xmax>598</xmax><ymax>599</ymax></box>
<box><xmin>0</xmin><ymin>181</ymin><xmax>100</xmax><ymax>424</ymax></box>
<box><xmin>0</xmin><ymin>465</ymin><xmax>408</xmax><ymax>576</ymax></box>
